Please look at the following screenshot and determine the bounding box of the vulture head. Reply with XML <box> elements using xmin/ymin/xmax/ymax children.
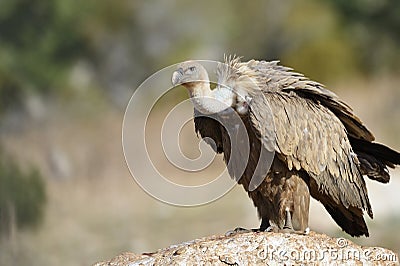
<box><xmin>172</xmin><ymin>61</ymin><xmax>210</xmax><ymax>91</ymax></box>
<box><xmin>172</xmin><ymin>61</ymin><xmax>236</xmax><ymax>114</ymax></box>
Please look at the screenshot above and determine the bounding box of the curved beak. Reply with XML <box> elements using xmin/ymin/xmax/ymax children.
<box><xmin>172</xmin><ymin>68</ymin><xmax>184</xmax><ymax>86</ymax></box>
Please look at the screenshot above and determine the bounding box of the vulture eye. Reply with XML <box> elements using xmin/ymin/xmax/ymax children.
<box><xmin>188</xmin><ymin>66</ymin><xmax>196</xmax><ymax>72</ymax></box>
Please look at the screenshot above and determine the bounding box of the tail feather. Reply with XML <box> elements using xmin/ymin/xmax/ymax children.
<box><xmin>307</xmin><ymin>176</ymin><xmax>369</xmax><ymax>237</ymax></box>
<box><xmin>349</xmin><ymin>137</ymin><xmax>400</xmax><ymax>183</ymax></box>
<box><xmin>324</xmin><ymin>203</ymin><xmax>369</xmax><ymax>237</ymax></box>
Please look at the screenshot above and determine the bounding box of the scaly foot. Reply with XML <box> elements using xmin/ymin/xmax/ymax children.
<box><xmin>225</xmin><ymin>227</ymin><xmax>258</xmax><ymax>237</ymax></box>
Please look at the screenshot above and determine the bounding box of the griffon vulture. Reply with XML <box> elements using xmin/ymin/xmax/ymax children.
<box><xmin>171</xmin><ymin>56</ymin><xmax>400</xmax><ymax>237</ymax></box>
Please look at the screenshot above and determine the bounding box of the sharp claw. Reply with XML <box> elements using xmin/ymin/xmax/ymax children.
<box><xmin>225</xmin><ymin>227</ymin><xmax>252</xmax><ymax>236</ymax></box>
<box><xmin>225</xmin><ymin>230</ymin><xmax>236</xmax><ymax>237</ymax></box>
<box><xmin>265</xmin><ymin>225</ymin><xmax>278</xmax><ymax>232</ymax></box>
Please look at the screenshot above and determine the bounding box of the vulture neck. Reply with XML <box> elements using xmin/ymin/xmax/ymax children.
<box><xmin>188</xmin><ymin>82</ymin><xmax>235</xmax><ymax>114</ymax></box>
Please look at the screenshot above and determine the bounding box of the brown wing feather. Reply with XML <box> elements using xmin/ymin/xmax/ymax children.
<box><xmin>240</xmin><ymin>59</ymin><xmax>400</xmax><ymax>183</ymax></box>
<box><xmin>249</xmin><ymin>91</ymin><xmax>373</xmax><ymax>237</ymax></box>
<box><xmin>244</xmin><ymin>59</ymin><xmax>375</xmax><ymax>142</ymax></box>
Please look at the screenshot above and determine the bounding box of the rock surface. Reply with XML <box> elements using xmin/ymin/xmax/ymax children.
<box><xmin>94</xmin><ymin>231</ymin><xmax>399</xmax><ymax>265</ymax></box>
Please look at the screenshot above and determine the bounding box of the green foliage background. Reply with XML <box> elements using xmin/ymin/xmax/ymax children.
<box><xmin>0</xmin><ymin>153</ymin><xmax>46</xmax><ymax>233</ymax></box>
<box><xmin>0</xmin><ymin>0</ymin><xmax>399</xmax><ymax>112</ymax></box>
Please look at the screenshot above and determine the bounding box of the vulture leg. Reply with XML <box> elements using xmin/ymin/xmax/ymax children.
<box><xmin>280</xmin><ymin>208</ymin><xmax>309</xmax><ymax>234</ymax></box>
<box><xmin>259</xmin><ymin>217</ymin><xmax>271</xmax><ymax>231</ymax></box>
<box><xmin>269</xmin><ymin>208</ymin><xmax>309</xmax><ymax>235</ymax></box>
<box><xmin>283</xmin><ymin>207</ymin><xmax>294</xmax><ymax>231</ymax></box>
<box><xmin>252</xmin><ymin>159</ymin><xmax>311</xmax><ymax>235</ymax></box>
<box><xmin>279</xmin><ymin>173</ymin><xmax>310</xmax><ymax>234</ymax></box>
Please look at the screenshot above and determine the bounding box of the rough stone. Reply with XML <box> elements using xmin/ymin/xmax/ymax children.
<box><xmin>94</xmin><ymin>231</ymin><xmax>399</xmax><ymax>265</ymax></box>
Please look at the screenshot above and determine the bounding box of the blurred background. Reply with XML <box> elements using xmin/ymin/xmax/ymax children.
<box><xmin>0</xmin><ymin>0</ymin><xmax>399</xmax><ymax>265</ymax></box>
